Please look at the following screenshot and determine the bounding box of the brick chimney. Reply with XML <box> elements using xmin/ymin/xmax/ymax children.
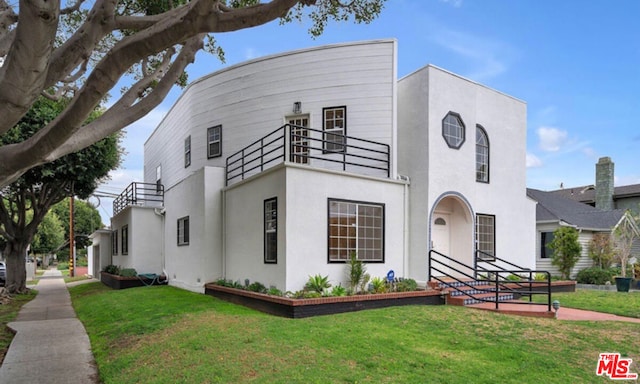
<box><xmin>595</xmin><ymin>157</ymin><xmax>614</xmax><ymax>210</ymax></box>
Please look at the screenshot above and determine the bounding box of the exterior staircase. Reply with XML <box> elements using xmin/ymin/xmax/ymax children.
<box><xmin>428</xmin><ymin>278</ymin><xmax>517</xmax><ymax>306</ymax></box>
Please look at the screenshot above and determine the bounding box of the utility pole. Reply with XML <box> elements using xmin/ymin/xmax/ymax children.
<box><xmin>69</xmin><ymin>192</ymin><xmax>75</xmax><ymax>278</ymax></box>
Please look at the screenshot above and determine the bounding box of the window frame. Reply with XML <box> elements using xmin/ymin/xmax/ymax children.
<box><xmin>540</xmin><ymin>231</ymin><xmax>555</xmax><ymax>259</ymax></box>
<box><xmin>207</xmin><ymin>125</ymin><xmax>222</xmax><ymax>158</ymax></box>
<box><xmin>155</xmin><ymin>165</ymin><xmax>162</xmax><ymax>193</ymax></box>
<box><xmin>121</xmin><ymin>225</ymin><xmax>128</xmax><ymax>255</ymax></box>
<box><xmin>442</xmin><ymin>111</ymin><xmax>466</xmax><ymax>149</ymax></box>
<box><xmin>476</xmin><ymin>214</ymin><xmax>495</xmax><ymax>261</ymax></box>
<box><xmin>112</xmin><ymin>230</ymin><xmax>118</xmax><ymax>255</ymax></box>
<box><xmin>177</xmin><ymin>216</ymin><xmax>190</xmax><ymax>246</ymax></box>
<box><xmin>327</xmin><ymin>198</ymin><xmax>385</xmax><ymax>263</ymax></box>
<box><xmin>184</xmin><ymin>135</ymin><xmax>191</xmax><ymax>168</ymax></box>
<box><xmin>264</xmin><ymin>197</ymin><xmax>277</xmax><ymax>264</ymax></box>
<box><xmin>322</xmin><ymin>106</ymin><xmax>347</xmax><ymax>153</ymax></box>
<box><xmin>476</xmin><ymin>125</ymin><xmax>490</xmax><ymax>183</ymax></box>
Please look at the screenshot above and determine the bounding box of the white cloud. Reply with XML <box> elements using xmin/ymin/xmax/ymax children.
<box><xmin>537</xmin><ymin>126</ymin><xmax>568</xmax><ymax>152</ymax></box>
<box><xmin>430</xmin><ymin>29</ymin><xmax>514</xmax><ymax>81</ymax></box>
<box><xmin>439</xmin><ymin>0</ymin><xmax>463</xmax><ymax>7</ymax></box>
<box><xmin>526</xmin><ymin>153</ymin><xmax>543</xmax><ymax>168</ymax></box>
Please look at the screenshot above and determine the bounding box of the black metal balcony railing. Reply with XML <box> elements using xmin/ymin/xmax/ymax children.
<box><xmin>113</xmin><ymin>182</ymin><xmax>164</xmax><ymax>215</ymax></box>
<box><xmin>225</xmin><ymin>124</ymin><xmax>390</xmax><ymax>186</ymax></box>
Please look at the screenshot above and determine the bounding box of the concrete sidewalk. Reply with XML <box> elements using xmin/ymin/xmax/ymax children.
<box><xmin>0</xmin><ymin>269</ymin><xmax>98</xmax><ymax>384</ymax></box>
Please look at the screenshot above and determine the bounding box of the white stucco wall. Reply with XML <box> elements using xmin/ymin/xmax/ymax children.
<box><xmin>88</xmin><ymin>229</ymin><xmax>113</xmax><ymax>277</ymax></box>
<box><xmin>110</xmin><ymin>207</ymin><xmax>163</xmax><ymax>274</ymax></box>
<box><xmin>398</xmin><ymin>65</ymin><xmax>536</xmax><ymax>278</ymax></box>
<box><xmin>144</xmin><ymin>40</ymin><xmax>398</xmax><ymax>190</ymax></box>
<box><xmin>163</xmin><ymin>166</ymin><xmax>226</xmax><ymax>293</ymax></box>
<box><xmin>224</xmin><ymin>164</ymin><xmax>406</xmax><ymax>292</ymax></box>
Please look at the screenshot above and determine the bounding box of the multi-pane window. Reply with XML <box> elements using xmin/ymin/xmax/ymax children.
<box><xmin>264</xmin><ymin>198</ymin><xmax>277</xmax><ymax>263</ymax></box>
<box><xmin>476</xmin><ymin>214</ymin><xmax>495</xmax><ymax>260</ymax></box>
<box><xmin>121</xmin><ymin>225</ymin><xmax>128</xmax><ymax>255</ymax></box>
<box><xmin>112</xmin><ymin>230</ymin><xmax>118</xmax><ymax>255</ymax></box>
<box><xmin>323</xmin><ymin>106</ymin><xmax>346</xmax><ymax>152</ymax></box>
<box><xmin>156</xmin><ymin>165</ymin><xmax>162</xmax><ymax>193</ymax></box>
<box><xmin>184</xmin><ymin>136</ymin><xmax>191</xmax><ymax>168</ymax></box>
<box><xmin>177</xmin><ymin>216</ymin><xmax>190</xmax><ymax>246</ymax></box>
<box><xmin>288</xmin><ymin>116</ymin><xmax>309</xmax><ymax>164</ymax></box>
<box><xmin>328</xmin><ymin>199</ymin><xmax>384</xmax><ymax>262</ymax></box>
<box><xmin>476</xmin><ymin>125</ymin><xmax>489</xmax><ymax>183</ymax></box>
<box><xmin>207</xmin><ymin>125</ymin><xmax>222</xmax><ymax>158</ymax></box>
<box><xmin>442</xmin><ymin>112</ymin><xmax>465</xmax><ymax>149</ymax></box>
<box><xmin>540</xmin><ymin>231</ymin><xmax>555</xmax><ymax>259</ymax></box>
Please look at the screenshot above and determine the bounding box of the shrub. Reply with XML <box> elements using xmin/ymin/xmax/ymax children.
<box><xmin>576</xmin><ymin>267</ymin><xmax>616</xmax><ymax>285</ymax></box>
<box><xmin>506</xmin><ymin>274</ymin><xmax>522</xmax><ymax>281</ymax></box>
<box><xmin>119</xmin><ymin>268</ymin><xmax>137</xmax><ymax>277</ymax></box>
<box><xmin>549</xmin><ymin>227</ymin><xmax>582</xmax><ymax>279</ymax></box>
<box><xmin>57</xmin><ymin>262</ymin><xmax>69</xmax><ymax>271</ymax></box>
<box><xmin>370</xmin><ymin>277</ymin><xmax>387</xmax><ymax>293</ymax></box>
<box><xmin>534</xmin><ymin>273</ymin><xmax>549</xmax><ymax>281</ymax></box>
<box><xmin>103</xmin><ymin>265</ymin><xmax>120</xmax><ymax>275</ymax></box>
<box><xmin>330</xmin><ymin>284</ymin><xmax>347</xmax><ymax>296</ymax></box>
<box><xmin>247</xmin><ymin>281</ymin><xmax>267</xmax><ymax>293</ymax></box>
<box><xmin>588</xmin><ymin>233</ymin><xmax>615</xmax><ymax>269</ymax></box>
<box><xmin>267</xmin><ymin>287</ymin><xmax>283</xmax><ymax>296</ymax></box>
<box><xmin>396</xmin><ymin>278</ymin><xmax>418</xmax><ymax>292</ymax></box>
<box><xmin>347</xmin><ymin>252</ymin><xmax>367</xmax><ymax>293</ymax></box>
<box><xmin>304</xmin><ymin>274</ymin><xmax>331</xmax><ymax>294</ymax></box>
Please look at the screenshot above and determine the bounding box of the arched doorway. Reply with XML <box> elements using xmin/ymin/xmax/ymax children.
<box><xmin>429</xmin><ymin>193</ymin><xmax>474</xmax><ymax>277</ymax></box>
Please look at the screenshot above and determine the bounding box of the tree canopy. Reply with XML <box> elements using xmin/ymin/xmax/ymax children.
<box><xmin>0</xmin><ymin>96</ymin><xmax>121</xmax><ymax>293</ymax></box>
<box><xmin>0</xmin><ymin>0</ymin><xmax>385</xmax><ymax>187</ymax></box>
<box><xmin>52</xmin><ymin>198</ymin><xmax>103</xmax><ymax>249</ymax></box>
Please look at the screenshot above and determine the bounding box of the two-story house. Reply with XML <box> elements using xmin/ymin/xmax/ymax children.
<box><xmin>90</xmin><ymin>39</ymin><xmax>536</xmax><ymax>293</ymax></box>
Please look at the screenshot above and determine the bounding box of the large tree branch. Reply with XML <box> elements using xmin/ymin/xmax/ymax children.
<box><xmin>0</xmin><ymin>0</ymin><xmax>60</xmax><ymax>136</ymax></box>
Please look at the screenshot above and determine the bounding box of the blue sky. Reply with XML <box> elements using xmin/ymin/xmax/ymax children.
<box><xmin>95</xmin><ymin>0</ymin><xmax>640</xmax><ymax>222</ymax></box>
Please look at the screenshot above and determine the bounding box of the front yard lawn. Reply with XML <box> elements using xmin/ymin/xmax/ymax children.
<box><xmin>532</xmin><ymin>289</ymin><xmax>640</xmax><ymax>318</ymax></box>
<box><xmin>70</xmin><ymin>283</ymin><xmax>640</xmax><ymax>384</ymax></box>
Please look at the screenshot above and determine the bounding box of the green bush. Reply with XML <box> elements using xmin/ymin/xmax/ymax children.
<box><xmin>396</xmin><ymin>278</ymin><xmax>418</xmax><ymax>292</ymax></box>
<box><xmin>304</xmin><ymin>274</ymin><xmax>331</xmax><ymax>293</ymax></box>
<box><xmin>57</xmin><ymin>262</ymin><xmax>69</xmax><ymax>271</ymax></box>
<box><xmin>247</xmin><ymin>281</ymin><xmax>267</xmax><ymax>294</ymax></box>
<box><xmin>267</xmin><ymin>287</ymin><xmax>283</xmax><ymax>296</ymax></box>
<box><xmin>103</xmin><ymin>265</ymin><xmax>120</xmax><ymax>275</ymax></box>
<box><xmin>330</xmin><ymin>284</ymin><xmax>347</xmax><ymax>296</ymax></box>
<box><xmin>575</xmin><ymin>267</ymin><xmax>616</xmax><ymax>285</ymax></box>
<box><xmin>370</xmin><ymin>277</ymin><xmax>387</xmax><ymax>293</ymax></box>
<box><xmin>119</xmin><ymin>268</ymin><xmax>137</xmax><ymax>277</ymax></box>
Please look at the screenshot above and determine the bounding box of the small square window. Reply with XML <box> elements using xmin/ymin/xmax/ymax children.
<box><xmin>264</xmin><ymin>198</ymin><xmax>277</xmax><ymax>263</ymax></box>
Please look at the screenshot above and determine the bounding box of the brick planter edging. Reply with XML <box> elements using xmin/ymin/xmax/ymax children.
<box><xmin>100</xmin><ymin>272</ymin><xmax>167</xmax><ymax>290</ymax></box>
<box><xmin>205</xmin><ymin>284</ymin><xmax>444</xmax><ymax>318</ymax></box>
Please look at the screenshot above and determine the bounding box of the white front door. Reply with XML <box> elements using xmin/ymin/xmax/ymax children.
<box><xmin>431</xmin><ymin>214</ymin><xmax>450</xmax><ymax>256</ymax></box>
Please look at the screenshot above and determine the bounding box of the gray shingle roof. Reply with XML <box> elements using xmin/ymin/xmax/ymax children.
<box><xmin>549</xmin><ymin>183</ymin><xmax>640</xmax><ymax>204</ymax></box>
<box><xmin>527</xmin><ymin>188</ymin><xmax>624</xmax><ymax>230</ymax></box>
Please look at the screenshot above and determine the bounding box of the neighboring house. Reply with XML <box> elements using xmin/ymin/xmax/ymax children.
<box><xmin>90</xmin><ymin>40</ymin><xmax>536</xmax><ymax>293</ymax></box>
<box><xmin>527</xmin><ymin>188</ymin><xmax>632</xmax><ymax>278</ymax></box>
<box><xmin>551</xmin><ymin>157</ymin><xmax>640</xmax><ymax>213</ymax></box>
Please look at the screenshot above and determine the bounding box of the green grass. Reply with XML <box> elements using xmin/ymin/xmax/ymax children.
<box><xmin>64</xmin><ymin>275</ymin><xmax>91</xmax><ymax>284</ymax></box>
<box><xmin>531</xmin><ymin>289</ymin><xmax>640</xmax><ymax>318</ymax></box>
<box><xmin>70</xmin><ymin>283</ymin><xmax>640</xmax><ymax>384</ymax></box>
<box><xmin>0</xmin><ymin>290</ymin><xmax>37</xmax><ymax>363</ymax></box>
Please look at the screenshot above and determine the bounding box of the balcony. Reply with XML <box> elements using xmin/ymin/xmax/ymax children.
<box><xmin>225</xmin><ymin>124</ymin><xmax>390</xmax><ymax>186</ymax></box>
<box><xmin>113</xmin><ymin>182</ymin><xmax>164</xmax><ymax>216</ymax></box>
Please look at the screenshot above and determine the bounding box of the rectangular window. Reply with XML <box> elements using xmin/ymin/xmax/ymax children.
<box><xmin>156</xmin><ymin>165</ymin><xmax>162</xmax><ymax>193</ymax></box>
<box><xmin>184</xmin><ymin>136</ymin><xmax>191</xmax><ymax>168</ymax></box>
<box><xmin>177</xmin><ymin>216</ymin><xmax>190</xmax><ymax>246</ymax></box>
<box><xmin>323</xmin><ymin>106</ymin><xmax>346</xmax><ymax>152</ymax></box>
<box><xmin>476</xmin><ymin>214</ymin><xmax>495</xmax><ymax>260</ymax></box>
<box><xmin>112</xmin><ymin>230</ymin><xmax>118</xmax><ymax>255</ymax></box>
<box><xmin>207</xmin><ymin>125</ymin><xmax>222</xmax><ymax>158</ymax></box>
<box><xmin>328</xmin><ymin>199</ymin><xmax>384</xmax><ymax>262</ymax></box>
<box><xmin>121</xmin><ymin>225</ymin><xmax>128</xmax><ymax>255</ymax></box>
<box><xmin>264</xmin><ymin>198</ymin><xmax>277</xmax><ymax>263</ymax></box>
<box><xmin>288</xmin><ymin>116</ymin><xmax>309</xmax><ymax>164</ymax></box>
<box><xmin>540</xmin><ymin>231</ymin><xmax>555</xmax><ymax>259</ymax></box>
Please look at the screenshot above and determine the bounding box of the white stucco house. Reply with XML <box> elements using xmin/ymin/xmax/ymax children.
<box><xmin>90</xmin><ymin>39</ymin><xmax>536</xmax><ymax>293</ymax></box>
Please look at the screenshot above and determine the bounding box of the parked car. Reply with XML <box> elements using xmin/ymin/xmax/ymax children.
<box><xmin>0</xmin><ymin>262</ymin><xmax>6</xmax><ymax>286</ymax></box>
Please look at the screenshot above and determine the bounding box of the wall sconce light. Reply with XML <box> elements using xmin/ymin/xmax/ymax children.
<box><xmin>293</xmin><ymin>101</ymin><xmax>302</xmax><ymax>114</ymax></box>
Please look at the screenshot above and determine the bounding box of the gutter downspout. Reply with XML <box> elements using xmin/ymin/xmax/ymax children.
<box><xmin>399</xmin><ymin>175</ymin><xmax>410</xmax><ymax>277</ymax></box>
<box><xmin>221</xmin><ymin>188</ymin><xmax>226</xmax><ymax>279</ymax></box>
<box><xmin>154</xmin><ymin>208</ymin><xmax>166</xmax><ymax>280</ymax></box>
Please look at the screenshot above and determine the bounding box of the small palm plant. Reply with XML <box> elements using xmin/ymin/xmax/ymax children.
<box><xmin>304</xmin><ymin>274</ymin><xmax>331</xmax><ymax>294</ymax></box>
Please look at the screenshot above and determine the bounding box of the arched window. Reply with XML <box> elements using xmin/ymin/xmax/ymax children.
<box><xmin>476</xmin><ymin>125</ymin><xmax>489</xmax><ymax>183</ymax></box>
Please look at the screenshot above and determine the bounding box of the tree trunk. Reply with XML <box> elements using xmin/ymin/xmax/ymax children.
<box><xmin>4</xmin><ymin>240</ymin><xmax>29</xmax><ymax>294</ymax></box>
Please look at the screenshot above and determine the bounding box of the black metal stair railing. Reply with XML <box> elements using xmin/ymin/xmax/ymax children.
<box><xmin>428</xmin><ymin>249</ymin><xmax>552</xmax><ymax>311</ymax></box>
